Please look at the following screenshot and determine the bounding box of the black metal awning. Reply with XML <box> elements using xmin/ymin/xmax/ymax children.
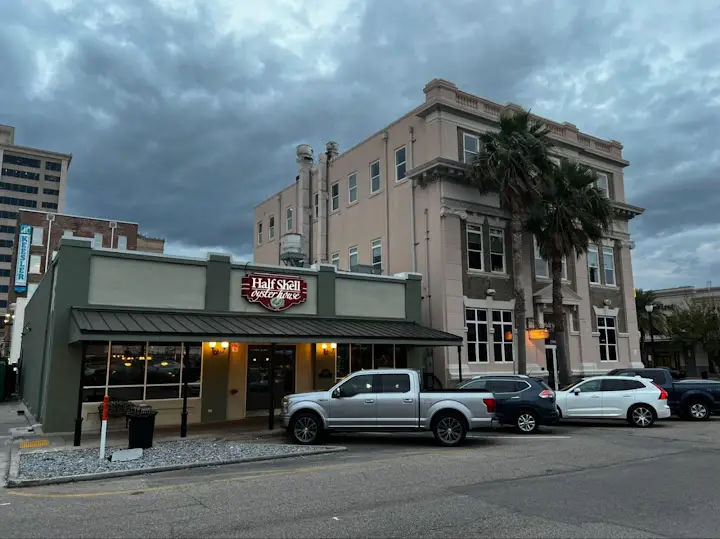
<box><xmin>68</xmin><ymin>307</ymin><xmax>462</xmax><ymax>346</ymax></box>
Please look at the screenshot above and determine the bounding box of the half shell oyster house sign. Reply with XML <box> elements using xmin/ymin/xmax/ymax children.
<box><xmin>241</xmin><ymin>273</ymin><xmax>308</xmax><ymax>311</ymax></box>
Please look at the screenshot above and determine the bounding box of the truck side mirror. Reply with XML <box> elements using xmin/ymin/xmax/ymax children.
<box><xmin>332</xmin><ymin>388</ymin><xmax>342</xmax><ymax>399</ymax></box>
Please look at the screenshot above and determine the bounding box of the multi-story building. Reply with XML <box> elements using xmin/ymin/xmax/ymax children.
<box><xmin>254</xmin><ymin>78</ymin><xmax>645</xmax><ymax>384</ymax></box>
<box><xmin>0</xmin><ymin>124</ymin><xmax>71</xmax><ymax>311</ymax></box>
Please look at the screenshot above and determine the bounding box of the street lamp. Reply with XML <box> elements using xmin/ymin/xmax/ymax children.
<box><xmin>645</xmin><ymin>304</ymin><xmax>656</xmax><ymax>367</ymax></box>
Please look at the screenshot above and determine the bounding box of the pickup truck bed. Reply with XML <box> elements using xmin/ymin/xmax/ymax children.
<box><xmin>281</xmin><ymin>369</ymin><xmax>496</xmax><ymax>446</ymax></box>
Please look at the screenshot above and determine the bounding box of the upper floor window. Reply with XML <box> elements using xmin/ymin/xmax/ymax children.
<box><xmin>348</xmin><ymin>246</ymin><xmax>358</xmax><ymax>269</ymax></box>
<box><xmin>45</xmin><ymin>161</ymin><xmax>62</xmax><ymax>172</ymax></box>
<box><xmin>465</xmin><ymin>308</ymin><xmax>489</xmax><ymax>363</ymax></box>
<box><xmin>0</xmin><ymin>240</ymin><xmax>12</xmax><ymax>249</ymax></box>
<box><xmin>489</xmin><ymin>228</ymin><xmax>505</xmax><ymax>273</ymax></box>
<box><xmin>29</xmin><ymin>254</ymin><xmax>42</xmax><ymax>274</ymax></box>
<box><xmin>0</xmin><ymin>226</ymin><xmax>15</xmax><ymax>234</ymax></box>
<box><xmin>0</xmin><ymin>196</ymin><xmax>37</xmax><ymax>208</ymax></box>
<box><xmin>395</xmin><ymin>147</ymin><xmax>407</xmax><ymax>182</ymax></box>
<box><xmin>0</xmin><ymin>181</ymin><xmax>38</xmax><ymax>194</ymax></box>
<box><xmin>32</xmin><ymin>227</ymin><xmax>44</xmax><ymax>246</ymax></box>
<box><xmin>41</xmin><ymin>202</ymin><xmax>57</xmax><ymax>210</ymax></box>
<box><xmin>43</xmin><ymin>188</ymin><xmax>59</xmax><ymax>196</ymax></box>
<box><xmin>314</xmin><ymin>193</ymin><xmax>319</xmax><ymax>218</ymax></box>
<box><xmin>463</xmin><ymin>133</ymin><xmax>479</xmax><ymax>164</ymax></box>
<box><xmin>466</xmin><ymin>225</ymin><xmax>483</xmax><ymax>271</ymax></box>
<box><xmin>371</xmin><ymin>239</ymin><xmax>382</xmax><ymax>271</ymax></box>
<box><xmin>348</xmin><ymin>173</ymin><xmax>358</xmax><ymax>203</ymax></box>
<box><xmin>268</xmin><ymin>215</ymin><xmax>275</xmax><ymax>240</ymax></box>
<box><xmin>595</xmin><ymin>172</ymin><xmax>609</xmax><ymax>198</ymax></box>
<box><xmin>370</xmin><ymin>160</ymin><xmax>381</xmax><ymax>194</ymax></box>
<box><xmin>286</xmin><ymin>207</ymin><xmax>293</xmax><ymax>232</ymax></box>
<box><xmin>0</xmin><ymin>211</ymin><xmax>18</xmax><ymax>220</ymax></box>
<box><xmin>117</xmin><ymin>235</ymin><xmax>127</xmax><ymax>250</ymax></box>
<box><xmin>93</xmin><ymin>233</ymin><xmax>103</xmax><ymax>248</ymax></box>
<box><xmin>534</xmin><ymin>236</ymin><xmax>549</xmax><ymax>279</ymax></box>
<box><xmin>44</xmin><ymin>174</ymin><xmax>61</xmax><ymax>183</ymax></box>
<box><xmin>2</xmin><ymin>168</ymin><xmax>40</xmax><ymax>181</ymax></box>
<box><xmin>330</xmin><ymin>252</ymin><xmax>339</xmax><ymax>268</ymax></box>
<box><xmin>257</xmin><ymin>222</ymin><xmax>263</xmax><ymax>245</ymax></box>
<box><xmin>598</xmin><ymin>316</ymin><xmax>617</xmax><ymax>362</ymax></box>
<box><xmin>587</xmin><ymin>245</ymin><xmax>600</xmax><ymax>284</ymax></box>
<box><xmin>603</xmin><ymin>246</ymin><xmax>616</xmax><ymax>286</ymax></box>
<box><xmin>331</xmin><ymin>182</ymin><xmax>339</xmax><ymax>212</ymax></box>
<box><xmin>2</xmin><ymin>154</ymin><xmax>40</xmax><ymax>168</ymax></box>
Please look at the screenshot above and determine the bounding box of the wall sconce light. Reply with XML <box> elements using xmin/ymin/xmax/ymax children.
<box><xmin>221</xmin><ymin>342</ymin><xmax>229</xmax><ymax>349</ymax></box>
<box><xmin>321</xmin><ymin>343</ymin><xmax>337</xmax><ymax>356</ymax></box>
<box><xmin>209</xmin><ymin>342</ymin><xmax>217</xmax><ymax>348</ymax></box>
<box><xmin>486</xmin><ymin>288</ymin><xmax>496</xmax><ymax>298</ymax></box>
<box><xmin>208</xmin><ymin>341</ymin><xmax>229</xmax><ymax>355</ymax></box>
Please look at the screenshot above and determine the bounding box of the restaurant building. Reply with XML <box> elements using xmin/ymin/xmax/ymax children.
<box><xmin>19</xmin><ymin>238</ymin><xmax>460</xmax><ymax>434</ymax></box>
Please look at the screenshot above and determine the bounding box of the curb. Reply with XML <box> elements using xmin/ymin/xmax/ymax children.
<box><xmin>5</xmin><ymin>446</ymin><xmax>347</xmax><ymax>488</ymax></box>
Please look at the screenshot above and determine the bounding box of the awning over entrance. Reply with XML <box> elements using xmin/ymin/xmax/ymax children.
<box><xmin>69</xmin><ymin>307</ymin><xmax>463</xmax><ymax>346</ymax></box>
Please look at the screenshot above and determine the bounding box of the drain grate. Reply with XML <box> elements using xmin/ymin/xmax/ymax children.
<box><xmin>19</xmin><ymin>439</ymin><xmax>50</xmax><ymax>449</ymax></box>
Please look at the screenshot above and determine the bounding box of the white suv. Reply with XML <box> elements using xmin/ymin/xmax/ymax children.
<box><xmin>555</xmin><ymin>375</ymin><xmax>671</xmax><ymax>427</ymax></box>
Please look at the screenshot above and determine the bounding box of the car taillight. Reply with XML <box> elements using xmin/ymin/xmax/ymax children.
<box><xmin>483</xmin><ymin>398</ymin><xmax>496</xmax><ymax>413</ymax></box>
<box><xmin>539</xmin><ymin>389</ymin><xmax>555</xmax><ymax>399</ymax></box>
<box><xmin>653</xmin><ymin>383</ymin><xmax>668</xmax><ymax>400</ymax></box>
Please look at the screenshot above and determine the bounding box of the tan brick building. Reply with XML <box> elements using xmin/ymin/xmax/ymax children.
<box><xmin>254</xmin><ymin>79</ymin><xmax>646</xmax><ymax>385</ymax></box>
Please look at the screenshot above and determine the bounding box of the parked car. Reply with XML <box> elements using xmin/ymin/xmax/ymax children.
<box><xmin>456</xmin><ymin>375</ymin><xmax>558</xmax><ymax>434</ymax></box>
<box><xmin>281</xmin><ymin>369</ymin><xmax>496</xmax><ymax>447</ymax></box>
<box><xmin>555</xmin><ymin>375</ymin><xmax>671</xmax><ymax>427</ymax></box>
<box><xmin>606</xmin><ymin>367</ymin><xmax>720</xmax><ymax>421</ymax></box>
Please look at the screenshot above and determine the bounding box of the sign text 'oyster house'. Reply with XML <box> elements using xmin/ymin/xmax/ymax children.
<box><xmin>240</xmin><ymin>273</ymin><xmax>308</xmax><ymax>312</ymax></box>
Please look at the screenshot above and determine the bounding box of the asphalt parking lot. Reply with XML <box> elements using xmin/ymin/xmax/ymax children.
<box><xmin>2</xmin><ymin>417</ymin><xmax>719</xmax><ymax>538</ymax></box>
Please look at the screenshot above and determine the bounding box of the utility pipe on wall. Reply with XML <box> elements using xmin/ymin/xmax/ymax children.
<box><xmin>409</xmin><ymin>126</ymin><xmax>417</xmax><ymax>273</ymax></box>
<box><xmin>382</xmin><ymin>131</ymin><xmax>390</xmax><ymax>273</ymax></box>
<box><xmin>43</xmin><ymin>214</ymin><xmax>53</xmax><ymax>272</ymax></box>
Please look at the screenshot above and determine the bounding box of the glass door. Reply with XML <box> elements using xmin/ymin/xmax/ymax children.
<box><xmin>246</xmin><ymin>345</ymin><xmax>296</xmax><ymax>412</ymax></box>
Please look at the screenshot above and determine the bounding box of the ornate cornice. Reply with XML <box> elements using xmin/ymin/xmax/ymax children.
<box><xmin>439</xmin><ymin>205</ymin><xmax>468</xmax><ymax>220</ymax></box>
<box><xmin>611</xmin><ymin>201</ymin><xmax>645</xmax><ymax>221</ymax></box>
<box><xmin>407</xmin><ymin>158</ymin><xmax>471</xmax><ymax>187</ymax></box>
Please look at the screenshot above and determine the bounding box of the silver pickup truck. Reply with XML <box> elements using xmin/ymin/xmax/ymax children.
<box><xmin>280</xmin><ymin>369</ymin><xmax>496</xmax><ymax>447</ymax></box>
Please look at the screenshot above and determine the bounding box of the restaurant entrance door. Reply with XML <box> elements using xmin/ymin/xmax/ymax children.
<box><xmin>246</xmin><ymin>345</ymin><xmax>296</xmax><ymax>412</ymax></box>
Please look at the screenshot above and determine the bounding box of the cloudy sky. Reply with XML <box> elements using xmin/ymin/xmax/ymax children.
<box><xmin>1</xmin><ymin>0</ymin><xmax>718</xmax><ymax>289</ymax></box>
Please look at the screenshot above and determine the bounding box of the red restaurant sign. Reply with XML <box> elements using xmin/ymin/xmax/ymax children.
<box><xmin>240</xmin><ymin>273</ymin><xmax>308</xmax><ymax>312</ymax></box>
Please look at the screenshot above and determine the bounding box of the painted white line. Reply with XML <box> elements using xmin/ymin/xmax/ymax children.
<box><xmin>0</xmin><ymin>503</ymin><xmax>10</xmax><ymax>506</ymax></box>
<box><xmin>470</xmin><ymin>435</ymin><xmax>571</xmax><ymax>440</ymax></box>
<box><xmin>332</xmin><ymin>517</ymin><xmax>340</xmax><ymax>521</ymax></box>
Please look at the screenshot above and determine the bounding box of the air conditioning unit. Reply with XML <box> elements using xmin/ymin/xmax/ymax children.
<box><xmin>109</xmin><ymin>221</ymin><xmax>118</xmax><ymax>229</ymax></box>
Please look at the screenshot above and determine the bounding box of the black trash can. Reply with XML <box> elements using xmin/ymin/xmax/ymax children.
<box><xmin>127</xmin><ymin>405</ymin><xmax>158</xmax><ymax>449</ymax></box>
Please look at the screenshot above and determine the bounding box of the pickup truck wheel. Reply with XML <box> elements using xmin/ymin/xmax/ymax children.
<box><xmin>628</xmin><ymin>404</ymin><xmax>655</xmax><ymax>428</ymax></box>
<box><xmin>516</xmin><ymin>411</ymin><xmax>540</xmax><ymax>434</ymax></box>
<box><xmin>290</xmin><ymin>412</ymin><xmax>322</xmax><ymax>445</ymax></box>
<box><xmin>685</xmin><ymin>400</ymin><xmax>711</xmax><ymax>421</ymax></box>
<box><xmin>432</xmin><ymin>413</ymin><xmax>467</xmax><ymax>447</ymax></box>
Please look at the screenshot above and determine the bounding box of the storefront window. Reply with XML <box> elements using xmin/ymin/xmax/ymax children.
<box><xmin>394</xmin><ymin>346</ymin><xmax>408</xmax><ymax>368</ymax></box>
<box><xmin>373</xmin><ymin>344</ymin><xmax>394</xmax><ymax>368</ymax></box>
<box><xmin>82</xmin><ymin>342</ymin><xmax>203</xmax><ymax>402</ymax></box>
<box><xmin>336</xmin><ymin>344</ymin><xmax>350</xmax><ymax>380</ymax></box>
<box><xmin>351</xmin><ymin>344</ymin><xmax>372</xmax><ymax>372</ymax></box>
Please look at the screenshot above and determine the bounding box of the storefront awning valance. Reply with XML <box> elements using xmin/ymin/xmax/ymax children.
<box><xmin>69</xmin><ymin>307</ymin><xmax>463</xmax><ymax>347</ymax></box>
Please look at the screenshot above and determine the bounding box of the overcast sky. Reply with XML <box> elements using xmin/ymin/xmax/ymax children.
<box><xmin>1</xmin><ymin>0</ymin><xmax>718</xmax><ymax>290</ymax></box>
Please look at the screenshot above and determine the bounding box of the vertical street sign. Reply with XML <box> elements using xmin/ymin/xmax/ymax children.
<box><xmin>14</xmin><ymin>224</ymin><xmax>32</xmax><ymax>293</ymax></box>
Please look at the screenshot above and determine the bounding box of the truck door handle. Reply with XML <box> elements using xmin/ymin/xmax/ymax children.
<box><xmin>403</xmin><ymin>398</ymin><xmax>414</xmax><ymax>403</ymax></box>
<box><xmin>591</xmin><ymin>395</ymin><xmax>600</xmax><ymax>399</ymax></box>
<box><xmin>364</xmin><ymin>399</ymin><xmax>375</xmax><ymax>404</ymax></box>
<box><xmin>622</xmin><ymin>394</ymin><xmax>631</xmax><ymax>397</ymax></box>
<box><xmin>510</xmin><ymin>396</ymin><xmax>520</xmax><ymax>400</ymax></box>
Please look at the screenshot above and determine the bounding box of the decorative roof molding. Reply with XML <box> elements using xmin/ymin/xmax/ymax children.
<box><xmin>533</xmin><ymin>283</ymin><xmax>583</xmax><ymax>306</ymax></box>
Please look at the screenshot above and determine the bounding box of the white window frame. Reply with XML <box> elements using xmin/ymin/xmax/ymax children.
<box><xmin>370</xmin><ymin>160</ymin><xmax>381</xmax><ymax>194</ymax></box>
<box><xmin>330</xmin><ymin>182</ymin><xmax>339</xmax><ymax>212</ymax></box>
<box><xmin>348</xmin><ymin>173</ymin><xmax>358</xmax><ymax>203</ymax></box>
<box><xmin>587</xmin><ymin>245</ymin><xmax>600</xmax><ymax>284</ymax></box>
<box><xmin>463</xmin><ymin>133</ymin><xmax>479</xmax><ymax>164</ymax></box>
<box><xmin>286</xmin><ymin>207</ymin><xmax>293</xmax><ymax>232</ymax></box>
<box><xmin>603</xmin><ymin>246</ymin><xmax>616</xmax><ymax>286</ymax></box>
<box><xmin>330</xmin><ymin>252</ymin><xmax>340</xmax><ymax>268</ymax></box>
<box><xmin>598</xmin><ymin>316</ymin><xmax>618</xmax><ymax>362</ymax></box>
<box><xmin>595</xmin><ymin>172</ymin><xmax>609</xmax><ymax>198</ymax></box>
<box><xmin>395</xmin><ymin>146</ymin><xmax>407</xmax><ymax>182</ymax></box>
<box><xmin>314</xmin><ymin>193</ymin><xmax>319</xmax><ymax>218</ymax></box>
<box><xmin>465</xmin><ymin>308</ymin><xmax>489</xmax><ymax>363</ymax></box>
<box><xmin>569</xmin><ymin>309</ymin><xmax>579</xmax><ymax>333</ymax></box>
<box><xmin>63</xmin><ymin>230</ymin><xmax>73</xmax><ymax>238</ymax></box>
<box><xmin>371</xmin><ymin>238</ymin><xmax>382</xmax><ymax>271</ymax></box>
<box><xmin>534</xmin><ymin>236</ymin><xmax>549</xmax><ymax>278</ymax></box>
<box><xmin>348</xmin><ymin>246</ymin><xmax>358</xmax><ymax>269</ymax></box>
<box><xmin>466</xmin><ymin>225</ymin><xmax>483</xmax><ymax>272</ymax></box>
<box><xmin>257</xmin><ymin>222</ymin><xmax>263</xmax><ymax>245</ymax></box>
<box><xmin>117</xmin><ymin>235</ymin><xmax>127</xmax><ymax>250</ymax></box>
<box><xmin>92</xmin><ymin>232</ymin><xmax>103</xmax><ymax>249</ymax></box>
<box><xmin>268</xmin><ymin>215</ymin><xmax>275</xmax><ymax>240</ymax></box>
<box><xmin>562</xmin><ymin>256</ymin><xmax>568</xmax><ymax>281</ymax></box>
<box><xmin>29</xmin><ymin>254</ymin><xmax>42</xmax><ymax>274</ymax></box>
<box><xmin>492</xmin><ymin>310</ymin><xmax>514</xmax><ymax>363</ymax></box>
<box><xmin>31</xmin><ymin>226</ymin><xmax>44</xmax><ymax>246</ymax></box>
<box><xmin>489</xmin><ymin>228</ymin><xmax>505</xmax><ymax>274</ymax></box>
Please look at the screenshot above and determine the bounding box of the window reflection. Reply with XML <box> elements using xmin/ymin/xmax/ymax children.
<box><xmin>108</xmin><ymin>343</ymin><xmax>145</xmax><ymax>386</ymax></box>
<box><xmin>351</xmin><ymin>344</ymin><xmax>372</xmax><ymax>372</ymax></box>
<box><xmin>373</xmin><ymin>344</ymin><xmax>394</xmax><ymax>368</ymax></box>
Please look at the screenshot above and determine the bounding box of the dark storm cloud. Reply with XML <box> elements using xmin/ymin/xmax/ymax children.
<box><xmin>0</xmin><ymin>0</ymin><xmax>718</xmax><ymax>287</ymax></box>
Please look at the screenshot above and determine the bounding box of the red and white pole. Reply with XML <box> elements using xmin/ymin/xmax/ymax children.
<box><xmin>99</xmin><ymin>395</ymin><xmax>109</xmax><ymax>460</ymax></box>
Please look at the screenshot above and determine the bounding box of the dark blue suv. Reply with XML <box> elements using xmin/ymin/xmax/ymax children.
<box><xmin>457</xmin><ymin>375</ymin><xmax>559</xmax><ymax>433</ymax></box>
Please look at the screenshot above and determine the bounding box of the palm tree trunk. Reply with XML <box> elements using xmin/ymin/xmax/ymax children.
<box><xmin>510</xmin><ymin>212</ymin><xmax>527</xmax><ymax>374</ymax></box>
<box><xmin>551</xmin><ymin>256</ymin><xmax>571</xmax><ymax>386</ymax></box>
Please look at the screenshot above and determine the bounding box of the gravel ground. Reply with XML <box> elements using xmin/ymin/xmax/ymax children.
<box><xmin>17</xmin><ymin>439</ymin><xmax>332</xmax><ymax>480</ymax></box>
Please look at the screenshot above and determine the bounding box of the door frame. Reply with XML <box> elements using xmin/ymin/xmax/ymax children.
<box><xmin>545</xmin><ymin>344</ymin><xmax>559</xmax><ymax>391</ymax></box>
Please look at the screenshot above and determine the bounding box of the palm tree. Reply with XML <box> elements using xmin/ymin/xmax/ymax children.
<box><xmin>634</xmin><ymin>288</ymin><xmax>668</xmax><ymax>365</ymax></box>
<box><xmin>526</xmin><ymin>158</ymin><xmax>612</xmax><ymax>386</ymax></box>
<box><xmin>667</xmin><ymin>301</ymin><xmax>720</xmax><ymax>377</ymax></box>
<box><xmin>469</xmin><ymin>108</ymin><xmax>554</xmax><ymax>374</ymax></box>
